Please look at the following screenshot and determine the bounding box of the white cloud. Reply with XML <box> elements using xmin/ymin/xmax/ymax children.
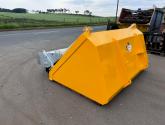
<box><xmin>0</xmin><ymin>0</ymin><xmax>164</xmax><ymax>16</ymax></box>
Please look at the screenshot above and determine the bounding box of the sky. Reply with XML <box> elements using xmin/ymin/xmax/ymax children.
<box><xmin>0</xmin><ymin>0</ymin><xmax>165</xmax><ymax>16</ymax></box>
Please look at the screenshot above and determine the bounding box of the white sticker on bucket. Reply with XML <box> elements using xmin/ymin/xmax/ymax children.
<box><xmin>126</xmin><ymin>43</ymin><xmax>132</xmax><ymax>52</ymax></box>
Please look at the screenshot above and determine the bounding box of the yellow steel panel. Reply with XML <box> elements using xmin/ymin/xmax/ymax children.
<box><xmin>118</xmin><ymin>23</ymin><xmax>149</xmax><ymax>32</ymax></box>
<box><xmin>49</xmin><ymin>24</ymin><xmax>148</xmax><ymax>105</ymax></box>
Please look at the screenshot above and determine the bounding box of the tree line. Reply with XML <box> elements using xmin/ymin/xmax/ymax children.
<box><xmin>46</xmin><ymin>8</ymin><xmax>92</xmax><ymax>15</ymax></box>
<box><xmin>0</xmin><ymin>8</ymin><xmax>27</xmax><ymax>13</ymax></box>
<box><xmin>0</xmin><ymin>7</ymin><xmax>92</xmax><ymax>16</ymax></box>
<box><xmin>46</xmin><ymin>8</ymin><xmax>69</xmax><ymax>13</ymax></box>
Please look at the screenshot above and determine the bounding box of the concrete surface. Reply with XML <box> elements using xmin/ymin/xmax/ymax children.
<box><xmin>0</xmin><ymin>26</ymin><xmax>165</xmax><ymax>125</ymax></box>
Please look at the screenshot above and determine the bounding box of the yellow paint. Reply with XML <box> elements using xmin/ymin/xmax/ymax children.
<box><xmin>49</xmin><ymin>24</ymin><xmax>148</xmax><ymax>105</ymax></box>
<box><xmin>118</xmin><ymin>23</ymin><xmax>149</xmax><ymax>32</ymax></box>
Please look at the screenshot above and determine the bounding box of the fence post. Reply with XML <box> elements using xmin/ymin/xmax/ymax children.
<box><xmin>90</xmin><ymin>17</ymin><xmax>92</xmax><ymax>23</ymax></box>
<box><xmin>77</xmin><ymin>18</ymin><xmax>79</xmax><ymax>23</ymax></box>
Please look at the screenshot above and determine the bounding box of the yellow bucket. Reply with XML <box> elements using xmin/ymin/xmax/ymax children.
<box><xmin>49</xmin><ymin>24</ymin><xmax>148</xmax><ymax>105</ymax></box>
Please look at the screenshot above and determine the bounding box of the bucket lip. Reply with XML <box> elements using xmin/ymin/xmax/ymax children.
<box><xmin>87</xmin><ymin>27</ymin><xmax>142</xmax><ymax>46</ymax></box>
<box><xmin>89</xmin><ymin>24</ymin><xmax>141</xmax><ymax>37</ymax></box>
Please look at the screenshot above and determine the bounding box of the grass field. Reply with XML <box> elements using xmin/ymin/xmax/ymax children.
<box><xmin>0</xmin><ymin>12</ymin><xmax>113</xmax><ymax>29</ymax></box>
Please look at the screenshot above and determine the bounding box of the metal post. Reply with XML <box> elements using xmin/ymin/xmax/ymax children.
<box><xmin>115</xmin><ymin>0</ymin><xmax>119</xmax><ymax>23</ymax></box>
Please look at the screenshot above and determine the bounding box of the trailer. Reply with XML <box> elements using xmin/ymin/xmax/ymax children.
<box><xmin>107</xmin><ymin>8</ymin><xmax>165</xmax><ymax>55</ymax></box>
